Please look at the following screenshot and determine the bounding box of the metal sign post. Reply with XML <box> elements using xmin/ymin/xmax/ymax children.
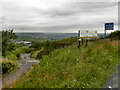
<box><xmin>104</xmin><ymin>29</ymin><xmax>106</xmax><ymax>42</ymax></box>
<box><xmin>105</xmin><ymin>22</ymin><xmax>114</xmax><ymax>42</ymax></box>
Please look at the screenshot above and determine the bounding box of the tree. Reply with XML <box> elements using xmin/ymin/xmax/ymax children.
<box><xmin>2</xmin><ymin>29</ymin><xmax>17</xmax><ymax>57</ymax></box>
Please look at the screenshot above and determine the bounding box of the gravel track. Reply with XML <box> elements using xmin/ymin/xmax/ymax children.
<box><xmin>2</xmin><ymin>54</ymin><xmax>40</xmax><ymax>88</ymax></box>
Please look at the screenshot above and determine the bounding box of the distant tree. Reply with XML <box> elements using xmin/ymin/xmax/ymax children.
<box><xmin>2</xmin><ymin>29</ymin><xmax>17</xmax><ymax>57</ymax></box>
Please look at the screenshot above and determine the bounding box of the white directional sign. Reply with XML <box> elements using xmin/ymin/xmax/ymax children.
<box><xmin>80</xmin><ymin>30</ymin><xmax>97</xmax><ymax>38</ymax></box>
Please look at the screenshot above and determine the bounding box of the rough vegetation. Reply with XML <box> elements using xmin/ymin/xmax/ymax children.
<box><xmin>108</xmin><ymin>30</ymin><xmax>120</xmax><ymax>40</ymax></box>
<box><xmin>8</xmin><ymin>39</ymin><xmax>118</xmax><ymax>88</ymax></box>
<box><xmin>30</xmin><ymin>37</ymin><xmax>78</xmax><ymax>59</ymax></box>
<box><xmin>2</xmin><ymin>30</ymin><xmax>119</xmax><ymax>88</ymax></box>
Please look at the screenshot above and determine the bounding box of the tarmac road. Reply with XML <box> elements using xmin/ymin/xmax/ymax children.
<box><xmin>102</xmin><ymin>65</ymin><xmax>120</xmax><ymax>89</ymax></box>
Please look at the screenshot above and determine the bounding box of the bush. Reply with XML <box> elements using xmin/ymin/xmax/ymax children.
<box><xmin>22</xmin><ymin>47</ymin><xmax>32</xmax><ymax>53</ymax></box>
<box><xmin>36</xmin><ymin>37</ymin><xmax>78</xmax><ymax>59</ymax></box>
<box><xmin>30</xmin><ymin>50</ymin><xmax>41</xmax><ymax>58</ymax></box>
<box><xmin>30</xmin><ymin>42</ymin><xmax>43</xmax><ymax>50</ymax></box>
<box><xmin>109</xmin><ymin>30</ymin><xmax>120</xmax><ymax>40</ymax></box>
<box><xmin>44</xmin><ymin>40</ymin><xmax>52</xmax><ymax>48</ymax></box>
<box><xmin>36</xmin><ymin>41</ymin><xmax>71</xmax><ymax>59</ymax></box>
<box><xmin>2</xmin><ymin>60</ymin><xmax>17</xmax><ymax>74</ymax></box>
<box><xmin>7</xmin><ymin>52</ymin><xmax>18</xmax><ymax>61</ymax></box>
<box><xmin>99</xmin><ymin>36</ymin><xmax>104</xmax><ymax>39</ymax></box>
<box><xmin>6</xmin><ymin>46</ymin><xmax>32</xmax><ymax>61</ymax></box>
<box><xmin>7</xmin><ymin>42</ymin><xmax>16</xmax><ymax>52</ymax></box>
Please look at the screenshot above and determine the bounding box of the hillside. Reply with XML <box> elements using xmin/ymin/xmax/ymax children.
<box><xmin>15</xmin><ymin>33</ymin><xmax>78</xmax><ymax>41</ymax></box>
<box><xmin>6</xmin><ymin>39</ymin><xmax>118</xmax><ymax>88</ymax></box>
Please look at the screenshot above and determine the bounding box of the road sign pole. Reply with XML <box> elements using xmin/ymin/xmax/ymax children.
<box><xmin>104</xmin><ymin>29</ymin><xmax>106</xmax><ymax>42</ymax></box>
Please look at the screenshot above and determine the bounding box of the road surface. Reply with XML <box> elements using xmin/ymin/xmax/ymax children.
<box><xmin>102</xmin><ymin>65</ymin><xmax>120</xmax><ymax>89</ymax></box>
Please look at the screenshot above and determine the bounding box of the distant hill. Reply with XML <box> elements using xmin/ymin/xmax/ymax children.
<box><xmin>15</xmin><ymin>32</ymin><xmax>111</xmax><ymax>40</ymax></box>
<box><xmin>15</xmin><ymin>33</ymin><xmax>78</xmax><ymax>40</ymax></box>
<box><xmin>97</xmin><ymin>33</ymin><xmax>110</xmax><ymax>37</ymax></box>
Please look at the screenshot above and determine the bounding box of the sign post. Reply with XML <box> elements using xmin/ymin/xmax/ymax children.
<box><xmin>104</xmin><ymin>29</ymin><xmax>106</xmax><ymax>42</ymax></box>
<box><xmin>105</xmin><ymin>22</ymin><xmax>114</xmax><ymax>42</ymax></box>
<box><xmin>78</xmin><ymin>30</ymin><xmax>97</xmax><ymax>48</ymax></box>
<box><xmin>78</xmin><ymin>30</ymin><xmax>80</xmax><ymax>48</ymax></box>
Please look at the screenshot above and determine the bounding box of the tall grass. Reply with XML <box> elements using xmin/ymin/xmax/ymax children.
<box><xmin>8</xmin><ymin>40</ymin><xmax>118</xmax><ymax>88</ymax></box>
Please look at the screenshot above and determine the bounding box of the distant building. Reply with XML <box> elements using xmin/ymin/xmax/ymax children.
<box><xmin>23</xmin><ymin>41</ymin><xmax>32</xmax><ymax>46</ymax></box>
<box><xmin>10</xmin><ymin>40</ymin><xmax>32</xmax><ymax>46</ymax></box>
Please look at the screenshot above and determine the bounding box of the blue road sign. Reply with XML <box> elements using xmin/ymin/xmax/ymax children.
<box><xmin>105</xmin><ymin>23</ymin><xmax>114</xmax><ymax>30</ymax></box>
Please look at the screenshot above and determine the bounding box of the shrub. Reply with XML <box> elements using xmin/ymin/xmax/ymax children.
<box><xmin>36</xmin><ymin>41</ymin><xmax>71</xmax><ymax>59</ymax></box>
<box><xmin>109</xmin><ymin>30</ymin><xmax>120</xmax><ymax>40</ymax></box>
<box><xmin>30</xmin><ymin>42</ymin><xmax>43</xmax><ymax>50</ymax></box>
<box><xmin>7</xmin><ymin>52</ymin><xmax>18</xmax><ymax>61</ymax></box>
<box><xmin>22</xmin><ymin>47</ymin><xmax>32</xmax><ymax>53</ymax></box>
<box><xmin>2</xmin><ymin>60</ymin><xmax>17</xmax><ymax>74</ymax></box>
<box><xmin>99</xmin><ymin>36</ymin><xmax>104</xmax><ymax>39</ymax></box>
<box><xmin>30</xmin><ymin>50</ymin><xmax>41</xmax><ymax>58</ymax></box>
<box><xmin>44</xmin><ymin>40</ymin><xmax>52</xmax><ymax>48</ymax></box>
<box><xmin>7</xmin><ymin>42</ymin><xmax>16</xmax><ymax>52</ymax></box>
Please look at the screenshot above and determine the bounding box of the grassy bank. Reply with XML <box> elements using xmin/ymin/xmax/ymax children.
<box><xmin>30</xmin><ymin>37</ymin><xmax>78</xmax><ymax>59</ymax></box>
<box><xmin>7</xmin><ymin>39</ymin><xmax>118</xmax><ymax>88</ymax></box>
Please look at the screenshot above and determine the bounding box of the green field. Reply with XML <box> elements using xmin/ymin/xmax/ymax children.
<box><xmin>7</xmin><ymin>39</ymin><xmax>118</xmax><ymax>88</ymax></box>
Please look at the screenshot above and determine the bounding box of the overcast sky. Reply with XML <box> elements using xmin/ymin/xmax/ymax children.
<box><xmin>0</xmin><ymin>0</ymin><xmax>119</xmax><ymax>33</ymax></box>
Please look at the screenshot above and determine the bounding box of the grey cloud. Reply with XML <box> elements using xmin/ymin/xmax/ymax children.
<box><xmin>1</xmin><ymin>1</ymin><xmax>118</xmax><ymax>32</ymax></box>
<box><xmin>6</xmin><ymin>22</ymin><xmax>104</xmax><ymax>31</ymax></box>
<box><xmin>36</xmin><ymin>2</ymin><xmax>118</xmax><ymax>18</ymax></box>
<box><xmin>13</xmin><ymin>24</ymin><xmax>80</xmax><ymax>30</ymax></box>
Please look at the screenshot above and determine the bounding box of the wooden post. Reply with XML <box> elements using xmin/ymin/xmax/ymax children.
<box><xmin>78</xmin><ymin>30</ymin><xmax>80</xmax><ymax>48</ymax></box>
<box><xmin>85</xmin><ymin>38</ymin><xmax>88</xmax><ymax>47</ymax></box>
<box><xmin>82</xmin><ymin>38</ymin><xmax>83</xmax><ymax>45</ymax></box>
